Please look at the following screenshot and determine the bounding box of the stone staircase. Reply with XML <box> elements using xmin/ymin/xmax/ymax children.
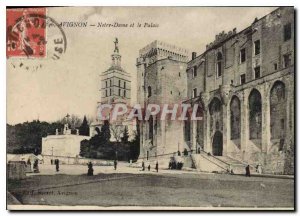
<box><xmin>191</xmin><ymin>154</ymin><xmax>228</xmax><ymax>173</ymax></box>
<box><xmin>191</xmin><ymin>153</ymin><xmax>255</xmax><ymax>174</ymax></box>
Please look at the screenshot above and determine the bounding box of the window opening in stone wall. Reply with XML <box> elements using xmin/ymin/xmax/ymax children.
<box><xmin>230</xmin><ymin>96</ymin><xmax>241</xmax><ymax>139</ymax></box>
<box><xmin>249</xmin><ymin>89</ymin><xmax>262</xmax><ymax>139</ymax></box>
<box><xmin>284</xmin><ymin>23</ymin><xmax>292</xmax><ymax>41</ymax></box>
<box><xmin>270</xmin><ymin>81</ymin><xmax>286</xmax><ymax>140</ymax></box>
<box><xmin>240</xmin><ymin>48</ymin><xmax>246</xmax><ymax>63</ymax></box>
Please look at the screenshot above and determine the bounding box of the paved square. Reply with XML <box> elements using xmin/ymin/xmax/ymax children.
<box><xmin>8</xmin><ymin>164</ymin><xmax>294</xmax><ymax>208</ymax></box>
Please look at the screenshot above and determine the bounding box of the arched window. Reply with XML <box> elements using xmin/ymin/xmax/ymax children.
<box><xmin>148</xmin><ymin>86</ymin><xmax>152</xmax><ymax>98</ymax></box>
<box><xmin>230</xmin><ymin>96</ymin><xmax>241</xmax><ymax>140</ymax></box>
<box><xmin>249</xmin><ymin>89</ymin><xmax>262</xmax><ymax>139</ymax></box>
<box><xmin>209</xmin><ymin>97</ymin><xmax>223</xmax><ymax>134</ymax></box>
<box><xmin>216</xmin><ymin>52</ymin><xmax>223</xmax><ymax>77</ymax></box>
<box><xmin>270</xmin><ymin>81</ymin><xmax>286</xmax><ymax>142</ymax></box>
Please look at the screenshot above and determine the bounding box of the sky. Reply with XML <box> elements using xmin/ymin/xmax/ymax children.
<box><xmin>7</xmin><ymin>6</ymin><xmax>276</xmax><ymax>124</ymax></box>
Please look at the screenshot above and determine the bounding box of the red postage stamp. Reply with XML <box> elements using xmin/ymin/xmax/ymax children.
<box><xmin>6</xmin><ymin>8</ymin><xmax>47</xmax><ymax>58</ymax></box>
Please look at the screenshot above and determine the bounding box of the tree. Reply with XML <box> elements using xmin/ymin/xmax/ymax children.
<box><xmin>129</xmin><ymin>122</ymin><xmax>140</xmax><ymax>161</ymax></box>
<box><xmin>101</xmin><ymin>120</ymin><xmax>111</xmax><ymax>144</ymax></box>
<box><xmin>79</xmin><ymin>115</ymin><xmax>89</xmax><ymax>136</ymax></box>
<box><xmin>7</xmin><ymin>120</ymin><xmax>64</xmax><ymax>154</ymax></box>
<box><xmin>121</xmin><ymin>126</ymin><xmax>129</xmax><ymax>143</ymax></box>
<box><xmin>57</xmin><ymin>114</ymin><xmax>82</xmax><ymax>129</ymax></box>
<box><xmin>111</xmin><ymin>125</ymin><xmax>124</xmax><ymax>142</ymax></box>
<box><xmin>79</xmin><ymin>139</ymin><xmax>90</xmax><ymax>157</ymax></box>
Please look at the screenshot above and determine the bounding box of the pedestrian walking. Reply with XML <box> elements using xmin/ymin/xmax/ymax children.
<box><xmin>245</xmin><ymin>165</ymin><xmax>250</xmax><ymax>177</ymax></box>
<box><xmin>33</xmin><ymin>159</ymin><xmax>39</xmax><ymax>173</ymax></box>
<box><xmin>56</xmin><ymin>159</ymin><xmax>60</xmax><ymax>172</ymax></box>
<box><xmin>87</xmin><ymin>162</ymin><xmax>93</xmax><ymax>176</ymax></box>
<box><xmin>148</xmin><ymin>164</ymin><xmax>151</xmax><ymax>171</ymax></box>
<box><xmin>142</xmin><ymin>161</ymin><xmax>145</xmax><ymax>171</ymax></box>
<box><xmin>155</xmin><ymin>161</ymin><xmax>158</xmax><ymax>172</ymax></box>
<box><xmin>114</xmin><ymin>159</ymin><xmax>117</xmax><ymax>170</ymax></box>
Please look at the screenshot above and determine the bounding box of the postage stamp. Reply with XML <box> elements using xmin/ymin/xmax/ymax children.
<box><xmin>6</xmin><ymin>7</ymin><xmax>67</xmax><ymax>60</ymax></box>
<box><xmin>6</xmin><ymin>8</ymin><xmax>47</xmax><ymax>58</ymax></box>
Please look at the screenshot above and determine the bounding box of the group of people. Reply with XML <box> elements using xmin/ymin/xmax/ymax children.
<box><xmin>168</xmin><ymin>161</ymin><xmax>184</xmax><ymax>170</ymax></box>
<box><xmin>50</xmin><ymin>159</ymin><xmax>60</xmax><ymax>172</ymax></box>
<box><xmin>141</xmin><ymin>161</ymin><xmax>159</xmax><ymax>172</ymax></box>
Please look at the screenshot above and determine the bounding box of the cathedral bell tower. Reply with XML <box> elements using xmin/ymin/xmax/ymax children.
<box><xmin>99</xmin><ymin>38</ymin><xmax>131</xmax><ymax>105</ymax></box>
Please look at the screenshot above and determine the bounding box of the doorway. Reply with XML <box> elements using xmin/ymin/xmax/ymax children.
<box><xmin>212</xmin><ymin>131</ymin><xmax>223</xmax><ymax>156</ymax></box>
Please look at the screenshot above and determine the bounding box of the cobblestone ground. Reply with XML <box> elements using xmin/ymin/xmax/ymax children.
<box><xmin>7</xmin><ymin>164</ymin><xmax>294</xmax><ymax>209</ymax></box>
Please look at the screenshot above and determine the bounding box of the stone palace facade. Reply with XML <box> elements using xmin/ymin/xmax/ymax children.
<box><xmin>137</xmin><ymin>7</ymin><xmax>294</xmax><ymax>174</ymax></box>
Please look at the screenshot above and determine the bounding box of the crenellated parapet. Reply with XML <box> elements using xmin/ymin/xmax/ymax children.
<box><xmin>206</xmin><ymin>28</ymin><xmax>237</xmax><ymax>50</ymax></box>
<box><xmin>139</xmin><ymin>40</ymin><xmax>190</xmax><ymax>64</ymax></box>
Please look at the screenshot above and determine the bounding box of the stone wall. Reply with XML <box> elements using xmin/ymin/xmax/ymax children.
<box><xmin>185</xmin><ymin>7</ymin><xmax>294</xmax><ymax>174</ymax></box>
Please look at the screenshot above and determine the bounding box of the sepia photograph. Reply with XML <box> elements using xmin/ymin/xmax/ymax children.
<box><xmin>5</xmin><ymin>6</ymin><xmax>295</xmax><ymax>210</ymax></box>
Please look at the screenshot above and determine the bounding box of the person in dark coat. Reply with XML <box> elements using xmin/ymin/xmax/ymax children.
<box><xmin>56</xmin><ymin>159</ymin><xmax>59</xmax><ymax>172</ymax></box>
<box><xmin>245</xmin><ymin>165</ymin><xmax>250</xmax><ymax>177</ymax></box>
<box><xmin>155</xmin><ymin>161</ymin><xmax>158</xmax><ymax>172</ymax></box>
<box><xmin>148</xmin><ymin>164</ymin><xmax>151</xmax><ymax>171</ymax></box>
<box><xmin>114</xmin><ymin>160</ymin><xmax>117</xmax><ymax>170</ymax></box>
<box><xmin>87</xmin><ymin>162</ymin><xmax>93</xmax><ymax>176</ymax></box>
<box><xmin>33</xmin><ymin>159</ymin><xmax>39</xmax><ymax>173</ymax></box>
<box><xmin>142</xmin><ymin>161</ymin><xmax>145</xmax><ymax>171</ymax></box>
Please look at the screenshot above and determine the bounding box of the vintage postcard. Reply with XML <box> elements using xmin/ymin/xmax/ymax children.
<box><xmin>6</xmin><ymin>6</ymin><xmax>295</xmax><ymax>210</ymax></box>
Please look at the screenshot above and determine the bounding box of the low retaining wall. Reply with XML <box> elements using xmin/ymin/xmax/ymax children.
<box><xmin>42</xmin><ymin>155</ymin><xmax>114</xmax><ymax>166</ymax></box>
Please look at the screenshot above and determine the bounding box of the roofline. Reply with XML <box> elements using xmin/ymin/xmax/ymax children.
<box><xmin>187</xmin><ymin>6</ymin><xmax>283</xmax><ymax>64</ymax></box>
<box><xmin>146</xmin><ymin>57</ymin><xmax>188</xmax><ymax>68</ymax></box>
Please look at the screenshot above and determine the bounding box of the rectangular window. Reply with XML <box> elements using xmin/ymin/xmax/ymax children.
<box><xmin>110</xmin><ymin>88</ymin><xmax>112</xmax><ymax>96</ymax></box>
<box><xmin>274</xmin><ymin>63</ymin><xmax>278</xmax><ymax>71</ymax></box>
<box><xmin>240</xmin><ymin>48</ymin><xmax>246</xmax><ymax>63</ymax></box>
<box><xmin>118</xmin><ymin>80</ymin><xmax>121</xmax><ymax>87</ymax></box>
<box><xmin>192</xmin><ymin>88</ymin><xmax>197</xmax><ymax>98</ymax></box>
<box><xmin>281</xmin><ymin>119</ymin><xmax>285</xmax><ymax>130</ymax></box>
<box><xmin>105</xmin><ymin>89</ymin><xmax>108</xmax><ymax>97</ymax></box>
<box><xmin>192</xmin><ymin>66</ymin><xmax>197</xmax><ymax>78</ymax></box>
<box><xmin>284</xmin><ymin>23</ymin><xmax>292</xmax><ymax>41</ymax></box>
<box><xmin>283</xmin><ymin>53</ymin><xmax>292</xmax><ymax>68</ymax></box>
<box><xmin>124</xmin><ymin>90</ymin><xmax>126</xmax><ymax>97</ymax></box>
<box><xmin>217</xmin><ymin>62</ymin><xmax>222</xmax><ymax>77</ymax></box>
<box><xmin>105</xmin><ymin>81</ymin><xmax>108</xmax><ymax>88</ymax></box>
<box><xmin>240</xmin><ymin>74</ymin><xmax>246</xmax><ymax>84</ymax></box>
<box><xmin>254</xmin><ymin>40</ymin><xmax>260</xmax><ymax>55</ymax></box>
<box><xmin>118</xmin><ymin>89</ymin><xmax>121</xmax><ymax>96</ymax></box>
<box><xmin>110</xmin><ymin>80</ymin><xmax>112</xmax><ymax>86</ymax></box>
<box><xmin>124</xmin><ymin>82</ymin><xmax>126</xmax><ymax>89</ymax></box>
<box><xmin>254</xmin><ymin>66</ymin><xmax>261</xmax><ymax>79</ymax></box>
